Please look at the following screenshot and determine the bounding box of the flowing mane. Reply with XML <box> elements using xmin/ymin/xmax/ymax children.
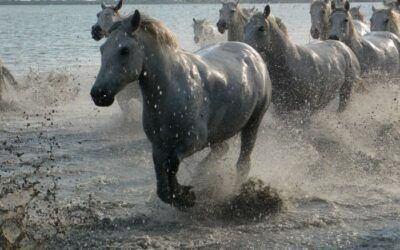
<box><xmin>110</xmin><ymin>14</ymin><xmax>179</xmax><ymax>49</ymax></box>
<box><xmin>138</xmin><ymin>15</ymin><xmax>179</xmax><ymax>49</ymax></box>
<box><xmin>388</xmin><ymin>9</ymin><xmax>400</xmax><ymax>34</ymax></box>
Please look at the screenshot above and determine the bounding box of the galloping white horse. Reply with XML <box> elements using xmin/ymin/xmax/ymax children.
<box><xmin>216</xmin><ymin>1</ymin><xmax>256</xmax><ymax>41</ymax></box>
<box><xmin>310</xmin><ymin>0</ymin><xmax>370</xmax><ymax>40</ymax></box>
<box><xmin>328</xmin><ymin>1</ymin><xmax>400</xmax><ymax>75</ymax></box>
<box><xmin>91</xmin><ymin>0</ymin><xmax>141</xmax><ymax>122</ymax></box>
<box><xmin>90</xmin><ymin>11</ymin><xmax>272</xmax><ymax>208</ymax></box>
<box><xmin>371</xmin><ymin>6</ymin><xmax>400</xmax><ymax>37</ymax></box>
<box><xmin>245</xmin><ymin>5</ymin><xmax>362</xmax><ymax>113</ymax></box>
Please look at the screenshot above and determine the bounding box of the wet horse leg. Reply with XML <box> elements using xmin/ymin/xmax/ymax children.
<box><xmin>153</xmin><ymin>148</ymin><xmax>196</xmax><ymax>208</ymax></box>
<box><xmin>198</xmin><ymin>141</ymin><xmax>229</xmax><ymax>168</ymax></box>
<box><xmin>235</xmin><ymin>109</ymin><xmax>265</xmax><ymax>187</ymax></box>
<box><xmin>338</xmin><ymin>77</ymin><xmax>354</xmax><ymax>112</ymax></box>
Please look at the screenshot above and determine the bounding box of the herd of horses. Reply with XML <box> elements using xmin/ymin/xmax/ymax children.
<box><xmin>89</xmin><ymin>0</ymin><xmax>400</xmax><ymax>208</ymax></box>
<box><xmin>0</xmin><ymin>0</ymin><xmax>397</xmax><ymax>210</ymax></box>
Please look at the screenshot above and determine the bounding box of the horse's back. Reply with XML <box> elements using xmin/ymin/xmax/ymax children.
<box><xmin>357</xmin><ymin>32</ymin><xmax>400</xmax><ymax>73</ymax></box>
<box><xmin>191</xmin><ymin>42</ymin><xmax>271</xmax><ymax>141</ymax></box>
<box><xmin>196</xmin><ymin>42</ymin><xmax>270</xmax><ymax>91</ymax></box>
<box><xmin>300</xmin><ymin>40</ymin><xmax>359</xmax><ymax>74</ymax></box>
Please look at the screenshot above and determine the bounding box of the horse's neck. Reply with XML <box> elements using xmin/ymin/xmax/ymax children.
<box><xmin>228</xmin><ymin>12</ymin><xmax>246</xmax><ymax>41</ymax></box>
<box><xmin>267</xmin><ymin>23</ymin><xmax>299</xmax><ymax>73</ymax></box>
<box><xmin>138</xmin><ymin>38</ymin><xmax>176</xmax><ymax>100</ymax></box>
<box><xmin>346</xmin><ymin>21</ymin><xmax>363</xmax><ymax>50</ymax></box>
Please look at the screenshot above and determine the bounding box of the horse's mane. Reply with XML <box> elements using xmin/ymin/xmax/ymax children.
<box><xmin>389</xmin><ymin>9</ymin><xmax>400</xmax><ymax>33</ymax></box>
<box><xmin>110</xmin><ymin>14</ymin><xmax>179</xmax><ymax>49</ymax></box>
<box><xmin>252</xmin><ymin>13</ymin><xmax>288</xmax><ymax>36</ymax></box>
<box><xmin>331</xmin><ymin>8</ymin><xmax>359</xmax><ymax>38</ymax></box>
<box><xmin>138</xmin><ymin>15</ymin><xmax>179</xmax><ymax>49</ymax></box>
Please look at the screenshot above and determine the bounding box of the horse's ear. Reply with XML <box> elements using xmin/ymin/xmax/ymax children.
<box><xmin>101</xmin><ymin>2</ymin><xmax>106</xmax><ymax>10</ymax></box>
<box><xmin>264</xmin><ymin>5</ymin><xmax>271</xmax><ymax>18</ymax></box>
<box><xmin>235</xmin><ymin>0</ymin><xmax>239</xmax><ymax>5</ymax></box>
<box><xmin>356</xmin><ymin>5</ymin><xmax>361</xmax><ymax>10</ymax></box>
<box><xmin>344</xmin><ymin>1</ymin><xmax>350</xmax><ymax>11</ymax></box>
<box><xmin>372</xmin><ymin>5</ymin><xmax>376</xmax><ymax>12</ymax></box>
<box><xmin>324</xmin><ymin>0</ymin><xmax>330</xmax><ymax>5</ymax></box>
<box><xmin>193</xmin><ymin>18</ymin><xmax>197</xmax><ymax>24</ymax></box>
<box><xmin>131</xmin><ymin>10</ymin><xmax>141</xmax><ymax>32</ymax></box>
<box><xmin>114</xmin><ymin>0</ymin><xmax>123</xmax><ymax>12</ymax></box>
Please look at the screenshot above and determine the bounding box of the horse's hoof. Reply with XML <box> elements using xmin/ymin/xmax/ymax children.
<box><xmin>172</xmin><ymin>185</ymin><xmax>196</xmax><ymax>209</ymax></box>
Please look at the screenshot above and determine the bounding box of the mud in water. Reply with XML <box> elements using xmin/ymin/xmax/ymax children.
<box><xmin>0</xmin><ymin>68</ymin><xmax>399</xmax><ymax>249</ymax></box>
<box><xmin>221</xmin><ymin>178</ymin><xmax>283</xmax><ymax>221</ymax></box>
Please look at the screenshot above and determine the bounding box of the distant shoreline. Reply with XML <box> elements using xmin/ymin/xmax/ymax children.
<box><xmin>0</xmin><ymin>0</ymin><xmax>377</xmax><ymax>5</ymax></box>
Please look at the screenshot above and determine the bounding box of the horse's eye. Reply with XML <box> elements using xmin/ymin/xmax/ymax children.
<box><xmin>258</xmin><ymin>26</ymin><xmax>265</xmax><ymax>32</ymax></box>
<box><xmin>120</xmin><ymin>47</ymin><xmax>129</xmax><ymax>56</ymax></box>
<box><xmin>231</xmin><ymin>10</ymin><xmax>235</xmax><ymax>13</ymax></box>
<box><xmin>344</xmin><ymin>19</ymin><xmax>348</xmax><ymax>23</ymax></box>
<box><xmin>384</xmin><ymin>19</ymin><xmax>389</xmax><ymax>23</ymax></box>
<box><xmin>97</xmin><ymin>13</ymin><xmax>100</xmax><ymax>17</ymax></box>
<box><xmin>321</xmin><ymin>10</ymin><xmax>325</xmax><ymax>14</ymax></box>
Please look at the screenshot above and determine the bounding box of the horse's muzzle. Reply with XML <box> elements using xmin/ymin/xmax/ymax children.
<box><xmin>328</xmin><ymin>35</ymin><xmax>339</xmax><ymax>41</ymax></box>
<box><xmin>90</xmin><ymin>87</ymin><xmax>115</xmax><ymax>107</ymax></box>
<box><xmin>216</xmin><ymin>21</ymin><xmax>227</xmax><ymax>34</ymax></box>
<box><xmin>91</xmin><ymin>25</ymin><xmax>104</xmax><ymax>41</ymax></box>
<box><xmin>310</xmin><ymin>28</ymin><xmax>320</xmax><ymax>39</ymax></box>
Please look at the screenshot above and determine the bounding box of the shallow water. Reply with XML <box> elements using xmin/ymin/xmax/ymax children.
<box><xmin>0</xmin><ymin>2</ymin><xmax>399</xmax><ymax>249</ymax></box>
<box><xmin>0</xmin><ymin>2</ymin><xmax>383</xmax><ymax>74</ymax></box>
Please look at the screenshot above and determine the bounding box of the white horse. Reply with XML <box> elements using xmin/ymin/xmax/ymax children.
<box><xmin>90</xmin><ymin>11</ymin><xmax>272</xmax><ymax>208</ymax></box>
<box><xmin>245</xmin><ymin>5</ymin><xmax>362</xmax><ymax>113</ymax></box>
<box><xmin>310</xmin><ymin>0</ymin><xmax>370</xmax><ymax>40</ymax></box>
<box><xmin>216</xmin><ymin>1</ymin><xmax>252</xmax><ymax>42</ymax></box>
<box><xmin>329</xmin><ymin>1</ymin><xmax>400</xmax><ymax>75</ymax></box>
<box><xmin>192</xmin><ymin>18</ymin><xmax>224</xmax><ymax>48</ymax></box>
<box><xmin>91</xmin><ymin>0</ymin><xmax>141</xmax><ymax>122</ymax></box>
<box><xmin>371</xmin><ymin>6</ymin><xmax>400</xmax><ymax>37</ymax></box>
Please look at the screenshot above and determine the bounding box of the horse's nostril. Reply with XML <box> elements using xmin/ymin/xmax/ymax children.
<box><xmin>328</xmin><ymin>35</ymin><xmax>339</xmax><ymax>40</ymax></box>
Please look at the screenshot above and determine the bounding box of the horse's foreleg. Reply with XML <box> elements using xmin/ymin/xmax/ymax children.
<box><xmin>236</xmin><ymin>110</ymin><xmax>264</xmax><ymax>187</ymax></box>
<box><xmin>152</xmin><ymin>148</ymin><xmax>196</xmax><ymax>208</ymax></box>
<box><xmin>338</xmin><ymin>77</ymin><xmax>354</xmax><ymax>112</ymax></box>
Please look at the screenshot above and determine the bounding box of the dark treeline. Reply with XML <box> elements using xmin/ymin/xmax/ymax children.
<box><xmin>0</xmin><ymin>0</ymin><xmax>376</xmax><ymax>5</ymax></box>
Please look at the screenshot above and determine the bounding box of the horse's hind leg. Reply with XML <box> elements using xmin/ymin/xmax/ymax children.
<box><xmin>236</xmin><ymin>109</ymin><xmax>265</xmax><ymax>187</ymax></box>
<box><xmin>338</xmin><ymin>78</ymin><xmax>354</xmax><ymax>112</ymax></box>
